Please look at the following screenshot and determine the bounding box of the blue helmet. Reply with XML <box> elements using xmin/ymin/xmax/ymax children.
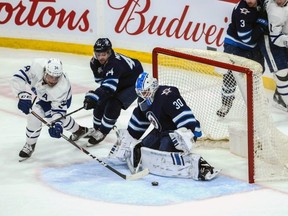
<box><xmin>135</xmin><ymin>72</ymin><xmax>159</xmax><ymax>100</ymax></box>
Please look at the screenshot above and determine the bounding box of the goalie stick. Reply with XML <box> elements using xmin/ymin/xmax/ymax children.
<box><xmin>30</xmin><ymin>111</ymin><xmax>149</xmax><ymax>180</ymax></box>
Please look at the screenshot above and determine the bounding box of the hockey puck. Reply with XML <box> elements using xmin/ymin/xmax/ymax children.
<box><xmin>151</xmin><ymin>181</ymin><xmax>159</xmax><ymax>186</ymax></box>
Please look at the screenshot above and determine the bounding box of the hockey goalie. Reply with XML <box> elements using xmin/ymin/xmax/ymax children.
<box><xmin>109</xmin><ymin>72</ymin><xmax>220</xmax><ymax>181</ymax></box>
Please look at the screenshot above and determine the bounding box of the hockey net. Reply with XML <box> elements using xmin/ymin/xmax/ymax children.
<box><xmin>152</xmin><ymin>47</ymin><xmax>288</xmax><ymax>183</ymax></box>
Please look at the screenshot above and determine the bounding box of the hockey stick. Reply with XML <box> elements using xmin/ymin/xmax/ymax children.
<box><xmin>31</xmin><ymin>95</ymin><xmax>84</xmax><ymax>123</ymax></box>
<box><xmin>52</xmin><ymin>106</ymin><xmax>84</xmax><ymax>124</ymax></box>
<box><xmin>27</xmin><ymin>105</ymin><xmax>84</xmax><ymax>140</ymax></box>
<box><xmin>31</xmin><ymin>111</ymin><xmax>149</xmax><ymax>180</ymax></box>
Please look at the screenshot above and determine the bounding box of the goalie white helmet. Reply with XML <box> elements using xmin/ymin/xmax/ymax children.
<box><xmin>45</xmin><ymin>58</ymin><xmax>63</xmax><ymax>77</ymax></box>
<box><xmin>135</xmin><ymin>72</ymin><xmax>159</xmax><ymax>101</ymax></box>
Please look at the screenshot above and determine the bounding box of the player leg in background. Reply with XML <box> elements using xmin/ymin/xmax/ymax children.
<box><xmin>217</xmin><ymin>43</ymin><xmax>243</xmax><ymax>117</ymax></box>
<box><xmin>259</xmin><ymin>35</ymin><xmax>288</xmax><ymax>111</ymax></box>
<box><xmin>87</xmin><ymin>86</ymin><xmax>138</xmax><ymax>147</ymax></box>
<box><xmin>217</xmin><ymin>43</ymin><xmax>265</xmax><ymax>117</ymax></box>
<box><xmin>274</xmin><ymin>68</ymin><xmax>288</xmax><ymax>110</ymax></box>
<box><xmin>216</xmin><ymin>71</ymin><xmax>236</xmax><ymax>117</ymax></box>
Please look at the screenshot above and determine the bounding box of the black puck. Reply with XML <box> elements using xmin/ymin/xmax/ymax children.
<box><xmin>151</xmin><ymin>181</ymin><xmax>159</xmax><ymax>186</ymax></box>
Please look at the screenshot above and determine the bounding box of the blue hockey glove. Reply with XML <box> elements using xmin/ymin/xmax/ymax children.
<box><xmin>18</xmin><ymin>91</ymin><xmax>32</xmax><ymax>115</ymax></box>
<box><xmin>256</xmin><ymin>18</ymin><xmax>269</xmax><ymax>33</ymax></box>
<box><xmin>83</xmin><ymin>90</ymin><xmax>99</xmax><ymax>110</ymax></box>
<box><xmin>48</xmin><ymin>122</ymin><xmax>63</xmax><ymax>138</ymax></box>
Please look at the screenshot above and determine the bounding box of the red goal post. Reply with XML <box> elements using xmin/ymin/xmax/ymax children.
<box><xmin>152</xmin><ymin>47</ymin><xmax>288</xmax><ymax>183</ymax></box>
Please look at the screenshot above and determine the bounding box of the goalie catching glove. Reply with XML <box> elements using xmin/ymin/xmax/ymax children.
<box><xmin>169</xmin><ymin>127</ymin><xmax>195</xmax><ymax>154</ymax></box>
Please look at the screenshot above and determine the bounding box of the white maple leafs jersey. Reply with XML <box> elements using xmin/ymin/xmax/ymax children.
<box><xmin>266</xmin><ymin>0</ymin><xmax>288</xmax><ymax>47</ymax></box>
<box><xmin>10</xmin><ymin>58</ymin><xmax>72</xmax><ymax>114</ymax></box>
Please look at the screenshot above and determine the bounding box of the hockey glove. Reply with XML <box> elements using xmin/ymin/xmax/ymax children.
<box><xmin>48</xmin><ymin>122</ymin><xmax>63</xmax><ymax>138</ymax></box>
<box><xmin>256</xmin><ymin>18</ymin><xmax>269</xmax><ymax>34</ymax></box>
<box><xmin>18</xmin><ymin>91</ymin><xmax>32</xmax><ymax>115</ymax></box>
<box><xmin>83</xmin><ymin>90</ymin><xmax>99</xmax><ymax>110</ymax></box>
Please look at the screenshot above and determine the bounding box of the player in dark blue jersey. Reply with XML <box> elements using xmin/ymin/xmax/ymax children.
<box><xmin>109</xmin><ymin>72</ymin><xmax>220</xmax><ymax>181</ymax></box>
<box><xmin>217</xmin><ymin>0</ymin><xmax>268</xmax><ymax>117</ymax></box>
<box><xmin>83</xmin><ymin>38</ymin><xmax>144</xmax><ymax>146</ymax></box>
<box><xmin>128</xmin><ymin>78</ymin><xmax>202</xmax><ymax>149</ymax></box>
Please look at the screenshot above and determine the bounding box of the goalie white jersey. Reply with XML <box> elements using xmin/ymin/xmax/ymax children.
<box><xmin>10</xmin><ymin>58</ymin><xmax>72</xmax><ymax>114</ymax></box>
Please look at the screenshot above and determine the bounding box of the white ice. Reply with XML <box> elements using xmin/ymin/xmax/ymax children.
<box><xmin>0</xmin><ymin>48</ymin><xmax>287</xmax><ymax>216</ymax></box>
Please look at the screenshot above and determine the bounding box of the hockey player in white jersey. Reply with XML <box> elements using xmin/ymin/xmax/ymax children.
<box><xmin>258</xmin><ymin>0</ymin><xmax>288</xmax><ymax>111</ymax></box>
<box><xmin>109</xmin><ymin>72</ymin><xmax>220</xmax><ymax>181</ymax></box>
<box><xmin>10</xmin><ymin>58</ymin><xmax>92</xmax><ymax>160</ymax></box>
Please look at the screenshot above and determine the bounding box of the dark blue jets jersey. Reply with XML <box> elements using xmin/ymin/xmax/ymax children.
<box><xmin>128</xmin><ymin>85</ymin><xmax>202</xmax><ymax>140</ymax></box>
<box><xmin>224</xmin><ymin>0</ymin><xmax>266</xmax><ymax>50</ymax></box>
<box><xmin>90</xmin><ymin>50</ymin><xmax>143</xmax><ymax>95</ymax></box>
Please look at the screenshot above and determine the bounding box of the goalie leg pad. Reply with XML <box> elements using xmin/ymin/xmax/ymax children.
<box><xmin>141</xmin><ymin>147</ymin><xmax>220</xmax><ymax>180</ymax></box>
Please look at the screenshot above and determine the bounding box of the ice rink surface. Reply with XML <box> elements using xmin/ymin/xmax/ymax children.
<box><xmin>0</xmin><ymin>48</ymin><xmax>288</xmax><ymax>216</ymax></box>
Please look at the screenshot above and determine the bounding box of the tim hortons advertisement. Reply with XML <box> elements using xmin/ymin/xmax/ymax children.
<box><xmin>0</xmin><ymin>0</ymin><xmax>235</xmax><ymax>51</ymax></box>
<box><xmin>0</xmin><ymin>0</ymin><xmax>97</xmax><ymax>43</ymax></box>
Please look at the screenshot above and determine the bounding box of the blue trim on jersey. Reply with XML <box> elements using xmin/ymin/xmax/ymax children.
<box><xmin>238</xmin><ymin>30</ymin><xmax>252</xmax><ymax>43</ymax></box>
<box><xmin>224</xmin><ymin>37</ymin><xmax>255</xmax><ymax>50</ymax></box>
<box><xmin>86</xmin><ymin>91</ymin><xmax>99</xmax><ymax>101</ymax></box>
<box><xmin>19</xmin><ymin>69</ymin><xmax>31</xmax><ymax>85</ymax></box>
<box><xmin>128</xmin><ymin>114</ymin><xmax>149</xmax><ymax>132</ymax></box>
<box><xmin>173</xmin><ymin>110</ymin><xmax>196</xmax><ymax>128</ymax></box>
<box><xmin>14</xmin><ymin>73</ymin><xmax>31</xmax><ymax>85</ymax></box>
<box><xmin>102</xmin><ymin>78</ymin><xmax>118</xmax><ymax>92</ymax></box>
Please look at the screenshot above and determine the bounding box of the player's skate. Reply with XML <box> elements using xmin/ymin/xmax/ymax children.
<box><xmin>19</xmin><ymin>143</ymin><xmax>36</xmax><ymax>161</ymax></box>
<box><xmin>70</xmin><ymin>126</ymin><xmax>94</xmax><ymax>141</ymax></box>
<box><xmin>86</xmin><ymin>129</ymin><xmax>106</xmax><ymax>147</ymax></box>
<box><xmin>217</xmin><ymin>96</ymin><xmax>234</xmax><ymax>117</ymax></box>
<box><xmin>198</xmin><ymin>157</ymin><xmax>220</xmax><ymax>181</ymax></box>
<box><xmin>272</xmin><ymin>90</ymin><xmax>288</xmax><ymax>112</ymax></box>
<box><xmin>216</xmin><ymin>103</ymin><xmax>232</xmax><ymax>117</ymax></box>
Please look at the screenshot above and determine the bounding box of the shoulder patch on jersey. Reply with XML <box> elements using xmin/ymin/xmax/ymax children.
<box><xmin>161</xmin><ymin>87</ymin><xmax>172</xmax><ymax>95</ymax></box>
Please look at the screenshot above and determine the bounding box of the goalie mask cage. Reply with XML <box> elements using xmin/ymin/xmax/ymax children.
<box><xmin>152</xmin><ymin>47</ymin><xmax>288</xmax><ymax>183</ymax></box>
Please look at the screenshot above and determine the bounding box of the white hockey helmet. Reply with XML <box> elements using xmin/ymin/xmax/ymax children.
<box><xmin>135</xmin><ymin>72</ymin><xmax>159</xmax><ymax>100</ymax></box>
<box><xmin>45</xmin><ymin>58</ymin><xmax>63</xmax><ymax>77</ymax></box>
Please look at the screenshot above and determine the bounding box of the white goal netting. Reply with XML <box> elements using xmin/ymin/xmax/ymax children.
<box><xmin>153</xmin><ymin>47</ymin><xmax>288</xmax><ymax>182</ymax></box>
